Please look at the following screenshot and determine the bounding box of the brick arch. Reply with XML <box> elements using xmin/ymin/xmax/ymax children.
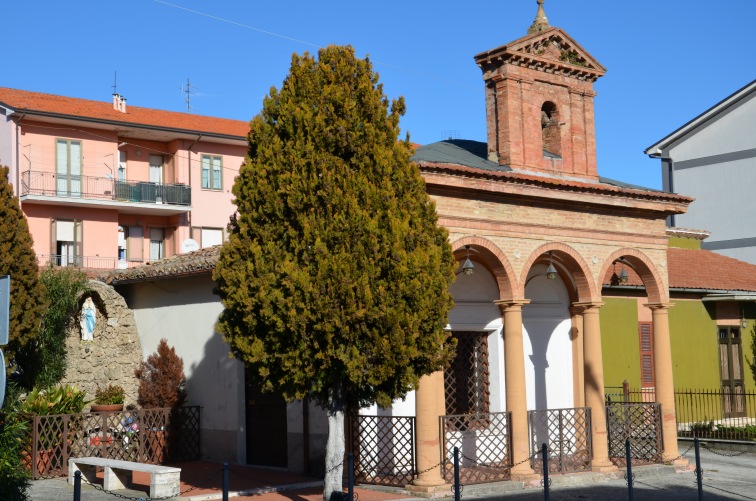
<box><xmin>600</xmin><ymin>248</ymin><xmax>668</xmax><ymax>304</ymax></box>
<box><xmin>519</xmin><ymin>242</ymin><xmax>598</xmax><ymax>302</ymax></box>
<box><xmin>451</xmin><ymin>236</ymin><xmax>517</xmax><ymax>301</ymax></box>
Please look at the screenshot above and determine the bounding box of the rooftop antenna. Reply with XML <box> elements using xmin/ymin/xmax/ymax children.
<box><xmin>112</xmin><ymin>71</ymin><xmax>118</xmax><ymax>96</ymax></box>
<box><xmin>179</xmin><ymin>78</ymin><xmax>198</xmax><ymax>113</ymax></box>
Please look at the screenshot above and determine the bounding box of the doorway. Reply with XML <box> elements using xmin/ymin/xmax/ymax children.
<box><xmin>245</xmin><ymin>369</ymin><xmax>288</xmax><ymax>467</ymax></box>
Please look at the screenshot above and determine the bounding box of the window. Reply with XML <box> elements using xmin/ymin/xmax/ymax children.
<box><xmin>540</xmin><ymin>101</ymin><xmax>562</xmax><ymax>158</ymax></box>
<box><xmin>149</xmin><ymin>155</ymin><xmax>164</xmax><ymax>184</ymax></box>
<box><xmin>201</xmin><ymin>155</ymin><xmax>222</xmax><ymax>190</ymax></box>
<box><xmin>149</xmin><ymin>228</ymin><xmax>165</xmax><ymax>261</ymax></box>
<box><xmin>56</xmin><ymin>139</ymin><xmax>82</xmax><ymax>197</ymax></box>
<box><xmin>638</xmin><ymin>322</ymin><xmax>654</xmax><ymax>388</ymax></box>
<box><xmin>444</xmin><ymin>331</ymin><xmax>490</xmax><ymax>416</ymax></box>
<box><xmin>718</xmin><ymin>326</ymin><xmax>746</xmax><ymax>417</ymax></box>
<box><xmin>201</xmin><ymin>228</ymin><xmax>223</xmax><ymax>248</ymax></box>
<box><xmin>118</xmin><ymin>151</ymin><xmax>127</xmax><ymax>181</ymax></box>
<box><xmin>50</xmin><ymin>219</ymin><xmax>82</xmax><ymax>267</ymax></box>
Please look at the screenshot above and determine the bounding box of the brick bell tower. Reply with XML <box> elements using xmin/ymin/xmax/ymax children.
<box><xmin>474</xmin><ymin>0</ymin><xmax>606</xmax><ymax>180</ymax></box>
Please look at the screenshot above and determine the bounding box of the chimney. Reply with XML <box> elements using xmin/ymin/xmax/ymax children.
<box><xmin>112</xmin><ymin>94</ymin><xmax>127</xmax><ymax>113</ymax></box>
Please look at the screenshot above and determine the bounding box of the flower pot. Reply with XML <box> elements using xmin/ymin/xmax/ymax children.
<box><xmin>91</xmin><ymin>404</ymin><xmax>124</xmax><ymax>412</ymax></box>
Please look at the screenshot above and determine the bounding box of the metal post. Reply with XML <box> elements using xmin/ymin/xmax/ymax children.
<box><xmin>695</xmin><ymin>437</ymin><xmax>703</xmax><ymax>501</ymax></box>
<box><xmin>222</xmin><ymin>462</ymin><xmax>229</xmax><ymax>501</ymax></box>
<box><xmin>348</xmin><ymin>452</ymin><xmax>354</xmax><ymax>501</ymax></box>
<box><xmin>73</xmin><ymin>470</ymin><xmax>81</xmax><ymax>501</ymax></box>
<box><xmin>542</xmin><ymin>443</ymin><xmax>550</xmax><ymax>501</ymax></box>
<box><xmin>453</xmin><ymin>446</ymin><xmax>461</xmax><ymax>501</ymax></box>
<box><xmin>625</xmin><ymin>438</ymin><xmax>634</xmax><ymax>501</ymax></box>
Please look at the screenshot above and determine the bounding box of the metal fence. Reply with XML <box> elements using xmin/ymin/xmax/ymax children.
<box><xmin>606</xmin><ymin>386</ymin><xmax>756</xmax><ymax>442</ymax></box>
<box><xmin>528</xmin><ymin>407</ymin><xmax>592</xmax><ymax>474</ymax></box>
<box><xmin>37</xmin><ymin>254</ymin><xmax>145</xmax><ymax>270</ymax></box>
<box><xmin>440</xmin><ymin>411</ymin><xmax>511</xmax><ymax>484</ymax></box>
<box><xmin>606</xmin><ymin>403</ymin><xmax>662</xmax><ymax>466</ymax></box>
<box><xmin>23</xmin><ymin>406</ymin><xmax>201</xmax><ymax>479</ymax></box>
<box><xmin>21</xmin><ymin>171</ymin><xmax>191</xmax><ymax>206</ymax></box>
<box><xmin>346</xmin><ymin>415</ymin><xmax>415</xmax><ymax>487</ymax></box>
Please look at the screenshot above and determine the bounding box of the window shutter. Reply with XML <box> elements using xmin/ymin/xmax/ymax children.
<box><xmin>49</xmin><ymin>218</ymin><xmax>57</xmax><ymax>259</ymax></box>
<box><xmin>638</xmin><ymin>322</ymin><xmax>654</xmax><ymax>387</ymax></box>
<box><xmin>74</xmin><ymin>219</ymin><xmax>83</xmax><ymax>266</ymax></box>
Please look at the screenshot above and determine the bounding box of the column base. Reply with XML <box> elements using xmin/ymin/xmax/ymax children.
<box><xmin>668</xmin><ymin>457</ymin><xmax>692</xmax><ymax>471</ymax></box>
<box><xmin>510</xmin><ymin>471</ymin><xmax>540</xmax><ymax>483</ymax></box>
<box><xmin>405</xmin><ymin>482</ymin><xmax>450</xmax><ymax>494</ymax></box>
<box><xmin>591</xmin><ymin>459</ymin><xmax>618</xmax><ymax>473</ymax></box>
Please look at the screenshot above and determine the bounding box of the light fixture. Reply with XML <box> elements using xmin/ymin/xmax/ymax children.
<box><xmin>118</xmin><ymin>142</ymin><xmax>128</xmax><ymax>148</ymax></box>
<box><xmin>618</xmin><ymin>256</ymin><xmax>629</xmax><ymax>284</ymax></box>
<box><xmin>462</xmin><ymin>245</ymin><xmax>475</xmax><ymax>275</ymax></box>
<box><xmin>546</xmin><ymin>252</ymin><xmax>557</xmax><ymax>280</ymax></box>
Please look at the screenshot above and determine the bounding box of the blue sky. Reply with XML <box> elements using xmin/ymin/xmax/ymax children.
<box><xmin>3</xmin><ymin>1</ymin><xmax>754</xmax><ymax>189</ymax></box>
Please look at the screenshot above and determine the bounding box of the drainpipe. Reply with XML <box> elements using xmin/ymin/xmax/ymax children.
<box><xmin>14</xmin><ymin>113</ymin><xmax>26</xmax><ymax>197</ymax></box>
<box><xmin>663</xmin><ymin>157</ymin><xmax>675</xmax><ymax>227</ymax></box>
<box><xmin>185</xmin><ymin>135</ymin><xmax>202</xmax><ymax>230</ymax></box>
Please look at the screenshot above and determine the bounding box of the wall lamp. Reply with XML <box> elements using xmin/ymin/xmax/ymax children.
<box><xmin>611</xmin><ymin>257</ymin><xmax>629</xmax><ymax>285</ymax></box>
<box><xmin>546</xmin><ymin>252</ymin><xmax>558</xmax><ymax>280</ymax></box>
<box><xmin>457</xmin><ymin>245</ymin><xmax>475</xmax><ymax>276</ymax></box>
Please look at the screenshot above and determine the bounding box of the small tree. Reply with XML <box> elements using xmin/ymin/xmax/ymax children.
<box><xmin>0</xmin><ymin>166</ymin><xmax>46</xmax><ymax>370</ymax></box>
<box><xmin>214</xmin><ymin>46</ymin><xmax>455</xmax><ymax>500</ymax></box>
<box><xmin>135</xmin><ymin>339</ymin><xmax>187</xmax><ymax>409</ymax></box>
<box><xmin>15</xmin><ymin>267</ymin><xmax>88</xmax><ymax>389</ymax></box>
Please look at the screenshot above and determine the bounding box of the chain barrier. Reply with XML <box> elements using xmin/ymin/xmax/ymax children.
<box><xmin>701</xmin><ymin>443</ymin><xmax>751</xmax><ymax>457</ymax></box>
<box><xmin>455</xmin><ymin>448</ymin><xmax>541</xmax><ymax>473</ymax></box>
<box><xmin>78</xmin><ymin>467</ymin><xmax>220</xmax><ymax>501</ymax></box>
<box><xmin>702</xmin><ymin>482</ymin><xmax>756</xmax><ymax>501</ymax></box>
<box><xmin>414</xmin><ymin>459</ymin><xmax>445</xmax><ymax>477</ymax></box>
<box><xmin>325</xmin><ymin>458</ymin><xmax>347</xmax><ymax>474</ymax></box>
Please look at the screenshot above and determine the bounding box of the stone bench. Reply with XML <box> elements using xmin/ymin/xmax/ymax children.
<box><xmin>68</xmin><ymin>457</ymin><xmax>181</xmax><ymax>498</ymax></box>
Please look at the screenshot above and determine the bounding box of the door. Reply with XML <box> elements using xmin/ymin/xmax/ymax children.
<box><xmin>718</xmin><ymin>326</ymin><xmax>745</xmax><ymax>418</ymax></box>
<box><xmin>245</xmin><ymin>368</ymin><xmax>288</xmax><ymax>467</ymax></box>
<box><xmin>56</xmin><ymin>139</ymin><xmax>82</xmax><ymax>197</ymax></box>
<box><xmin>149</xmin><ymin>155</ymin><xmax>164</xmax><ymax>184</ymax></box>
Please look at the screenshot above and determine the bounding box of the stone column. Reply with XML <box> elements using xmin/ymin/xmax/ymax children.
<box><xmin>569</xmin><ymin>305</ymin><xmax>586</xmax><ymax>408</ymax></box>
<box><xmin>495</xmin><ymin>299</ymin><xmax>535</xmax><ymax>477</ymax></box>
<box><xmin>648</xmin><ymin>303</ymin><xmax>680</xmax><ymax>461</ymax></box>
<box><xmin>580</xmin><ymin>302</ymin><xmax>616</xmax><ymax>471</ymax></box>
<box><xmin>409</xmin><ymin>370</ymin><xmax>447</xmax><ymax>492</ymax></box>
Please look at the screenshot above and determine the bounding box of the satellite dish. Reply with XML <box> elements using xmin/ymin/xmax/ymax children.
<box><xmin>181</xmin><ymin>239</ymin><xmax>200</xmax><ymax>253</ymax></box>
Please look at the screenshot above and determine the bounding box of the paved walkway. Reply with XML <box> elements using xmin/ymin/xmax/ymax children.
<box><xmin>27</xmin><ymin>444</ymin><xmax>756</xmax><ymax>501</ymax></box>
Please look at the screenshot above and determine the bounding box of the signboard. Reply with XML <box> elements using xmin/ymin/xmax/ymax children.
<box><xmin>0</xmin><ymin>275</ymin><xmax>8</xmax><ymax>408</ymax></box>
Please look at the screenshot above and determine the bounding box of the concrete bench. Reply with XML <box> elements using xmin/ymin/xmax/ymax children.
<box><xmin>68</xmin><ymin>457</ymin><xmax>181</xmax><ymax>498</ymax></box>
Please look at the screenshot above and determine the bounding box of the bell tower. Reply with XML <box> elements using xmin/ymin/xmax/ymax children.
<box><xmin>474</xmin><ymin>0</ymin><xmax>606</xmax><ymax>180</ymax></box>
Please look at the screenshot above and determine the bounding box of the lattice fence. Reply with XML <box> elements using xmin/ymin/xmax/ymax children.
<box><xmin>23</xmin><ymin>406</ymin><xmax>201</xmax><ymax>479</ymax></box>
<box><xmin>606</xmin><ymin>403</ymin><xmax>662</xmax><ymax>466</ymax></box>
<box><xmin>440</xmin><ymin>411</ymin><xmax>511</xmax><ymax>484</ymax></box>
<box><xmin>528</xmin><ymin>407</ymin><xmax>592</xmax><ymax>474</ymax></box>
<box><xmin>346</xmin><ymin>415</ymin><xmax>415</xmax><ymax>487</ymax></box>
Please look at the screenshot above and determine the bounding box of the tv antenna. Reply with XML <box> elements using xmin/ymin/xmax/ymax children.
<box><xmin>179</xmin><ymin>78</ymin><xmax>198</xmax><ymax>113</ymax></box>
<box><xmin>112</xmin><ymin>71</ymin><xmax>118</xmax><ymax>95</ymax></box>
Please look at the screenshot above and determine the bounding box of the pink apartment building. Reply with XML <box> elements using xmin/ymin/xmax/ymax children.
<box><xmin>0</xmin><ymin>87</ymin><xmax>248</xmax><ymax>269</ymax></box>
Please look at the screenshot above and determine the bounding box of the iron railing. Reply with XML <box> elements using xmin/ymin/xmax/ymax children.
<box><xmin>528</xmin><ymin>407</ymin><xmax>592</xmax><ymax>474</ymax></box>
<box><xmin>606</xmin><ymin>403</ymin><xmax>663</xmax><ymax>466</ymax></box>
<box><xmin>346</xmin><ymin>415</ymin><xmax>415</xmax><ymax>487</ymax></box>
<box><xmin>23</xmin><ymin>406</ymin><xmax>201</xmax><ymax>480</ymax></box>
<box><xmin>606</xmin><ymin>386</ymin><xmax>756</xmax><ymax>441</ymax></box>
<box><xmin>21</xmin><ymin>170</ymin><xmax>191</xmax><ymax>206</ymax></box>
<box><xmin>37</xmin><ymin>254</ymin><xmax>145</xmax><ymax>270</ymax></box>
<box><xmin>440</xmin><ymin>411</ymin><xmax>511</xmax><ymax>484</ymax></box>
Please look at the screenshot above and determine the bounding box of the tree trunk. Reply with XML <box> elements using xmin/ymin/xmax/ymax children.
<box><xmin>323</xmin><ymin>381</ymin><xmax>346</xmax><ymax>501</ymax></box>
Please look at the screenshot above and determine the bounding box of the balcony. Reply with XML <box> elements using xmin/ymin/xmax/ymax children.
<box><xmin>37</xmin><ymin>254</ymin><xmax>146</xmax><ymax>271</ymax></box>
<box><xmin>20</xmin><ymin>171</ymin><xmax>192</xmax><ymax>215</ymax></box>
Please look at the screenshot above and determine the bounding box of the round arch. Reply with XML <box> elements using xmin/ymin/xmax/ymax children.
<box><xmin>519</xmin><ymin>242</ymin><xmax>598</xmax><ymax>303</ymax></box>
<box><xmin>451</xmin><ymin>236</ymin><xmax>518</xmax><ymax>301</ymax></box>
<box><xmin>600</xmin><ymin>248</ymin><xmax>668</xmax><ymax>304</ymax></box>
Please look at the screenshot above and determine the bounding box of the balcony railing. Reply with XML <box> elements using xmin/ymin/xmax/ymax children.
<box><xmin>37</xmin><ymin>255</ymin><xmax>145</xmax><ymax>270</ymax></box>
<box><xmin>21</xmin><ymin>171</ymin><xmax>191</xmax><ymax>206</ymax></box>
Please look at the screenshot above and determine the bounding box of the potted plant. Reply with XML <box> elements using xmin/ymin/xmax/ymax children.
<box><xmin>91</xmin><ymin>385</ymin><xmax>125</xmax><ymax>413</ymax></box>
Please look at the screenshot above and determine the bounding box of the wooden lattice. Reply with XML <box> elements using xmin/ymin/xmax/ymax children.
<box><xmin>528</xmin><ymin>408</ymin><xmax>592</xmax><ymax>473</ymax></box>
<box><xmin>346</xmin><ymin>415</ymin><xmax>415</xmax><ymax>487</ymax></box>
<box><xmin>444</xmin><ymin>332</ymin><xmax>490</xmax><ymax>417</ymax></box>
<box><xmin>25</xmin><ymin>406</ymin><xmax>201</xmax><ymax>479</ymax></box>
<box><xmin>606</xmin><ymin>403</ymin><xmax>662</xmax><ymax>466</ymax></box>
<box><xmin>440</xmin><ymin>411</ymin><xmax>511</xmax><ymax>484</ymax></box>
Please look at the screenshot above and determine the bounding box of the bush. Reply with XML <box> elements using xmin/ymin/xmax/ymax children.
<box><xmin>0</xmin><ymin>392</ymin><xmax>30</xmax><ymax>501</ymax></box>
<box><xmin>135</xmin><ymin>339</ymin><xmax>187</xmax><ymax>409</ymax></box>
<box><xmin>94</xmin><ymin>385</ymin><xmax>125</xmax><ymax>405</ymax></box>
<box><xmin>18</xmin><ymin>385</ymin><xmax>89</xmax><ymax>416</ymax></box>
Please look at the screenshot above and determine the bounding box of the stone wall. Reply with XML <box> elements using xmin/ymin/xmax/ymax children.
<box><xmin>60</xmin><ymin>280</ymin><xmax>142</xmax><ymax>409</ymax></box>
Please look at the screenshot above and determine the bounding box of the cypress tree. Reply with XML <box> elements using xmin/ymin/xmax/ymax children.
<box><xmin>214</xmin><ymin>46</ymin><xmax>455</xmax><ymax>499</ymax></box>
<box><xmin>0</xmin><ymin>166</ymin><xmax>46</xmax><ymax>377</ymax></box>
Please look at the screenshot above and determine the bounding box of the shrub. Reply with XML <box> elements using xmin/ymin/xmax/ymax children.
<box><xmin>0</xmin><ymin>407</ymin><xmax>30</xmax><ymax>501</ymax></box>
<box><xmin>18</xmin><ymin>385</ymin><xmax>89</xmax><ymax>416</ymax></box>
<box><xmin>94</xmin><ymin>385</ymin><xmax>125</xmax><ymax>405</ymax></box>
<box><xmin>135</xmin><ymin>339</ymin><xmax>187</xmax><ymax>408</ymax></box>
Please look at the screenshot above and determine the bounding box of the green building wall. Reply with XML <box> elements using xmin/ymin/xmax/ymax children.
<box><xmin>600</xmin><ymin>297</ymin><xmax>641</xmax><ymax>389</ymax></box>
<box><xmin>668</xmin><ymin>299</ymin><xmax>719</xmax><ymax>389</ymax></box>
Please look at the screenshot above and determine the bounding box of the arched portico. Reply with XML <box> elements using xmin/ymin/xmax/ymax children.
<box><xmin>601</xmin><ymin>249</ymin><xmax>679</xmax><ymax>460</ymax></box>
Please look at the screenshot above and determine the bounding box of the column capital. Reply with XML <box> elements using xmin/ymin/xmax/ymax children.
<box><xmin>494</xmin><ymin>299</ymin><xmax>531</xmax><ymax>313</ymax></box>
<box><xmin>645</xmin><ymin>302</ymin><xmax>674</xmax><ymax>311</ymax></box>
<box><xmin>572</xmin><ymin>301</ymin><xmax>603</xmax><ymax>311</ymax></box>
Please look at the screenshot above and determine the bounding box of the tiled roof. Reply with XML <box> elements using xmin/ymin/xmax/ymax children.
<box><xmin>102</xmin><ymin>245</ymin><xmax>221</xmax><ymax>284</ymax></box>
<box><xmin>0</xmin><ymin>87</ymin><xmax>249</xmax><ymax>138</ymax></box>
<box><xmin>414</xmin><ymin>140</ymin><xmax>692</xmax><ymax>204</ymax></box>
<box><xmin>604</xmin><ymin>247</ymin><xmax>756</xmax><ymax>293</ymax></box>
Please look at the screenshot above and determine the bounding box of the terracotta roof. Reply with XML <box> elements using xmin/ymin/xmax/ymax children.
<box><xmin>0</xmin><ymin>87</ymin><xmax>249</xmax><ymax>138</ymax></box>
<box><xmin>604</xmin><ymin>248</ymin><xmax>756</xmax><ymax>293</ymax></box>
<box><xmin>102</xmin><ymin>245</ymin><xmax>221</xmax><ymax>284</ymax></box>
